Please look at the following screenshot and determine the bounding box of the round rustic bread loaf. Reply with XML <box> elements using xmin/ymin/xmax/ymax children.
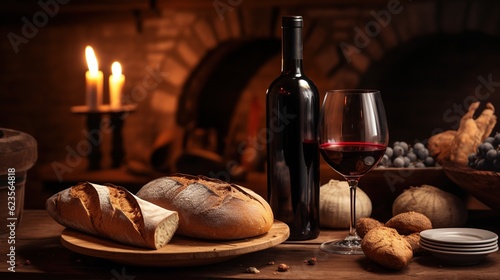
<box><xmin>136</xmin><ymin>174</ymin><xmax>274</xmax><ymax>240</ymax></box>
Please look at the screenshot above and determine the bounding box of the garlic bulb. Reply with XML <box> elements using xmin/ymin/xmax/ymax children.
<box><xmin>320</xmin><ymin>179</ymin><xmax>372</xmax><ymax>229</ymax></box>
<box><xmin>392</xmin><ymin>185</ymin><xmax>467</xmax><ymax>228</ymax></box>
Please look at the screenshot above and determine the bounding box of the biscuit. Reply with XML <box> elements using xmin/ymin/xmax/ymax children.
<box><xmin>404</xmin><ymin>232</ymin><xmax>424</xmax><ymax>255</ymax></box>
<box><xmin>356</xmin><ymin>217</ymin><xmax>384</xmax><ymax>238</ymax></box>
<box><xmin>385</xmin><ymin>211</ymin><xmax>432</xmax><ymax>235</ymax></box>
<box><xmin>361</xmin><ymin>227</ymin><xmax>413</xmax><ymax>270</ymax></box>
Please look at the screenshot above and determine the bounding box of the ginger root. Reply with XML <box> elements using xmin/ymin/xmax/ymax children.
<box><xmin>428</xmin><ymin>130</ymin><xmax>456</xmax><ymax>164</ymax></box>
<box><xmin>450</xmin><ymin>102</ymin><xmax>496</xmax><ymax>165</ymax></box>
<box><xmin>428</xmin><ymin>102</ymin><xmax>496</xmax><ymax>165</ymax></box>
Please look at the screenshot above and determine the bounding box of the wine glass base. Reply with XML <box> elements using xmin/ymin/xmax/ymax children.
<box><xmin>320</xmin><ymin>239</ymin><xmax>364</xmax><ymax>255</ymax></box>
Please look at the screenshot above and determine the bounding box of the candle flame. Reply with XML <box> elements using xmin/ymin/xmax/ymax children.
<box><xmin>85</xmin><ymin>46</ymin><xmax>99</xmax><ymax>75</ymax></box>
<box><xmin>111</xmin><ymin>61</ymin><xmax>122</xmax><ymax>77</ymax></box>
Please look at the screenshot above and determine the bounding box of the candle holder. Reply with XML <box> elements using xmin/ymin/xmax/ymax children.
<box><xmin>71</xmin><ymin>104</ymin><xmax>137</xmax><ymax>170</ymax></box>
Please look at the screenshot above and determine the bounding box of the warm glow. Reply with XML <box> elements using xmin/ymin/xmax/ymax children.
<box><xmin>85</xmin><ymin>46</ymin><xmax>99</xmax><ymax>76</ymax></box>
<box><xmin>109</xmin><ymin>61</ymin><xmax>124</xmax><ymax>108</ymax></box>
<box><xmin>111</xmin><ymin>61</ymin><xmax>122</xmax><ymax>77</ymax></box>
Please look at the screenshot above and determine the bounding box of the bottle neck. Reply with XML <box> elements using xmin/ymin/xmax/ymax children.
<box><xmin>282</xmin><ymin>59</ymin><xmax>303</xmax><ymax>75</ymax></box>
<box><xmin>281</xmin><ymin>26</ymin><xmax>303</xmax><ymax>75</ymax></box>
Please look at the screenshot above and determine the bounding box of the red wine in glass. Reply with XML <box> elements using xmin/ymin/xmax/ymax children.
<box><xmin>319</xmin><ymin>142</ymin><xmax>386</xmax><ymax>177</ymax></box>
<box><xmin>318</xmin><ymin>89</ymin><xmax>389</xmax><ymax>255</ymax></box>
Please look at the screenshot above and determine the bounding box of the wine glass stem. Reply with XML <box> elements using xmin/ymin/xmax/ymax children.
<box><xmin>347</xmin><ymin>178</ymin><xmax>359</xmax><ymax>238</ymax></box>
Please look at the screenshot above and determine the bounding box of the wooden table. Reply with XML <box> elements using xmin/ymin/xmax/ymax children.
<box><xmin>1</xmin><ymin>210</ymin><xmax>499</xmax><ymax>279</ymax></box>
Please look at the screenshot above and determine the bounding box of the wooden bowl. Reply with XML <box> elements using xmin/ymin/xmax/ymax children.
<box><xmin>320</xmin><ymin>164</ymin><xmax>465</xmax><ymax>221</ymax></box>
<box><xmin>443</xmin><ymin>162</ymin><xmax>500</xmax><ymax>213</ymax></box>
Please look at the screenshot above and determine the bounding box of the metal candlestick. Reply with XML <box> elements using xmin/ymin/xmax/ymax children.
<box><xmin>71</xmin><ymin>104</ymin><xmax>136</xmax><ymax>170</ymax></box>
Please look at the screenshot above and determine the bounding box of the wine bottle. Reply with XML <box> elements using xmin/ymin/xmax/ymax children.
<box><xmin>266</xmin><ymin>15</ymin><xmax>320</xmax><ymax>240</ymax></box>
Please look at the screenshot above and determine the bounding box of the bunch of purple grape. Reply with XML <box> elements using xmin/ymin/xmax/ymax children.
<box><xmin>468</xmin><ymin>133</ymin><xmax>500</xmax><ymax>171</ymax></box>
<box><xmin>378</xmin><ymin>141</ymin><xmax>437</xmax><ymax>168</ymax></box>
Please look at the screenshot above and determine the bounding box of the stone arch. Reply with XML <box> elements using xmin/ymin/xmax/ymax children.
<box><xmin>141</xmin><ymin>1</ymin><xmax>500</xmax><ymax>173</ymax></box>
<box><xmin>177</xmin><ymin>38</ymin><xmax>281</xmax><ymax>154</ymax></box>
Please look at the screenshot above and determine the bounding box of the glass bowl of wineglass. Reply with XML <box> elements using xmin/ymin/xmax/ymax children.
<box><xmin>318</xmin><ymin>89</ymin><xmax>389</xmax><ymax>254</ymax></box>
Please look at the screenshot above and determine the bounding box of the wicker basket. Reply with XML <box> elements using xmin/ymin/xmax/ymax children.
<box><xmin>443</xmin><ymin>162</ymin><xmax>500</xmax><ymax>213</ymax></box>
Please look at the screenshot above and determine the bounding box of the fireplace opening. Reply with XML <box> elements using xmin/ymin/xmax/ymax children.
<box><xmin>162</xmin><ymin>30</ymin><xmax>500</xmax><ymax>180</ymax></box>
<box><xmin>144</xmin><ymin>3</ymin><xmax>500</xmax><ymax>184</ymax></box>
<box><xmin>171</xmin><ymin>38</ymin><xmax>280</xmax><ymax>178</ymax></box>
<box><xmin>359</xmin><ymin>31</ymin><xmax>500</xmax><ymax>144</ymax></box>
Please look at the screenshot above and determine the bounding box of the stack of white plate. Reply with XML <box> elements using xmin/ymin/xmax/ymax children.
<box><xmin>419</xmin><ymin>228</ymin><xmax>498</xmax><ymax>265</ymax></box>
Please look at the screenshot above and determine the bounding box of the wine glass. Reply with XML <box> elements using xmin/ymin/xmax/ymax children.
<box><xmin>318</xmin><ymin>89</ymin><xmax>389</xmax><ymax>254</ymax></box>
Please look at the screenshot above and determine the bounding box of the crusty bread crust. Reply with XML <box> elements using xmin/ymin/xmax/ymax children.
<box><xmin>361</xmin><ymin>227</ymin><xmax>413</xmax><ymax>270</ymax></box>
<box><xmin>385</xmin><ymin>211</ymin><xmax>432</xmax><ymax>235</ymax></box>
<box><xmin>356</xmin><ymin>217</ymin><xmax>384</xmax><ymax>239</ymax></box>
<box><xmin>404</xmin><ymin>232</ymin><xmax>424</xmax><ymax>255</ymax></box>
<box><xmin>46</xmin><ymin>182</ymin><xmax>179</xmax><ymax>249</ymax></box>
<box><xmin>136</xmin><ymin>174</ymin><xmax>274</xmax><ymax>240</ymax></box>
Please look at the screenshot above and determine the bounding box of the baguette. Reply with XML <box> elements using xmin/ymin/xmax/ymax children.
<box><xmin>46</xmin><ymin>182</ymin><xmax>179</xmax><ymax>249</ymax></box>
<box><xmin>136</xmin><ymin>174</ymin><xmax>274</xmax><ymax>240</ymax></box>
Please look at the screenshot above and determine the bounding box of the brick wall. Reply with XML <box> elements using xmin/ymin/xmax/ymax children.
<box><xmin>1</xmin><ymin>0</ymin><xmax>500</xmax><ymax>187</ymax></box>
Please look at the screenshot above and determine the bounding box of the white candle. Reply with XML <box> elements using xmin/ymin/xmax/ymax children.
<box><xmin>109</xmin><ymin>61</ymin><xmax>125</xmax><ymax>108</ymax></box>
<box><xmin>85</xmin><ymin>46</ymin><xmax>103</xmax><ymax>110</ymax></box>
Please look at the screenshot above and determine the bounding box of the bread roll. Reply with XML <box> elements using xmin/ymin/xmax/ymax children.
<box><xmin>136</xmin><ymin>174</ymin><xmax>274</xmax><ymax>240</ymax></box>
<box><xmin>385</xmin><ymin>211</ymin><xmax>432</xmax><ymax>235</ymax></box>
<box><xmin>356</xmin><ymin>217</ymin><xmax>384</xmax><ymax>239</ymax></box>
<box><xmin>361</xmin><ymin>227</ymin><xmax>413</xmax><ymax>270</ymax></box>
<box><xmin>404</xmin><ymin>232</ymin><xmax>424</xmax><ymax>255</ymax></box>
<box><xmin>46</xmin><ymin>182</ymin><xmax>179</xmax><ymax>249</ymax></box>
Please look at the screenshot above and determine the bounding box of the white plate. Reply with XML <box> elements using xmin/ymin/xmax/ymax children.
<box><xmin>420</xmin><ymin>240</ymin><xmax>498</xmax><ymax>252</ymax></box>
<box><xmin>420</xmin><ymin>238</ymin><xmax>498</xmax><ymax>249</ymax></box>
<box><xmin>421</xmin><ymin>244</ymin><xmax>498</xmax><ymax>266</ymax></box>
<box><xmin>421</xmin><ymin>244</ymin><xmax>498</xmax><ymax>255</ymax></box>
<box><xmin>420</xmin><ymin>228</ymin><xmax>498</xmax><ymax>245</ymax></box>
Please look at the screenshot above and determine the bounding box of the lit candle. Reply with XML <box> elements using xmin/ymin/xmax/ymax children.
<box><xmin>109</xmin><ymin>61</ymin><xmax>125</xmax><ymax>108</ymax></box>
<box><xmin>85</xmin><ymin>46</ymin><xmax>103</xmax><ymax>110</ymax></box>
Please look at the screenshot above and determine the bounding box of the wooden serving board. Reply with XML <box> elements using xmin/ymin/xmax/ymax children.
<box><xmin>60</xmin><ymin>220</ymin><xmax>289</xmax><ymax>267</ymax></box>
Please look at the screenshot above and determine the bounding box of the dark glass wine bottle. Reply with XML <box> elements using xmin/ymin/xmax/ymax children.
<box><xmin>266</xmin><ymin>15</ymin><xmax>320</xmax><ymax>241</ymax></box>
